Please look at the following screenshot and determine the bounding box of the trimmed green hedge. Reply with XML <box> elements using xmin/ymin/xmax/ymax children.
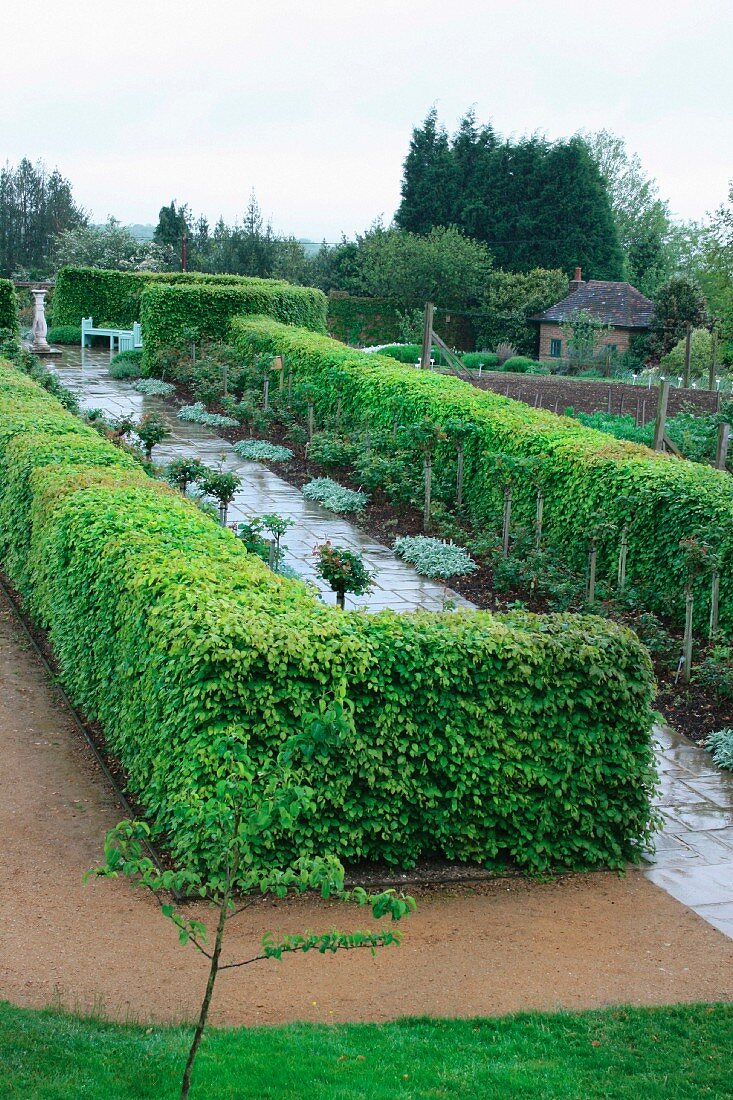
<box><xmin>232</xmin><ymin>317</ymin><xmax>733</xmax><ymax>635</ymax></box>
<box><xmin>0</xmin><ymin>360</ymin><xmax>656</xmax><ymax>875</ymax></box>
<box><xmin>140</xmin><ymin>281</ymin><xmax>326</xmax><ymax>371</ymax></box>
<box><xmin>0</xmin><ymin>279</ymin><xmax>18</xmax><ymax>334</ymax></box>
<box><xmin>52</xmin><ymin>267</ymin><xmax>327</xmax><ymax>335</ymax></box>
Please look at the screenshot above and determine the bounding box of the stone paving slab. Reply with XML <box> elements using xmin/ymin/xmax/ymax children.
<box><xmin>644</xmin><ymin>724</ymin><xmax>733</xmax><ymax>939</ymax></box>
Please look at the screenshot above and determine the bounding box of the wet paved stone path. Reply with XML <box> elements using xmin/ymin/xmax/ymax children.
<box><xmin>44</xmin><ymin>346</ymin><xmax>733</xmax><ymax>939</ymax></box>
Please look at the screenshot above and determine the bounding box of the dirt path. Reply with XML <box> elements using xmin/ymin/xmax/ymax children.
<box><xmin>0</xmin><ymin>590</ymin><xmax>731</xmax><ymax>1028</ymax></box>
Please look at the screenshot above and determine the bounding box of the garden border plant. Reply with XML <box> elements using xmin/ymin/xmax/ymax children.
<box><xmin>0</xmin><ymin>357</ymin><xmax>657</xmax><ymax>876</ymax></box>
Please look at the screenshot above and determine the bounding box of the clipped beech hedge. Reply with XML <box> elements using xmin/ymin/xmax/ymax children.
<box><xmin>139</xmin><ymin>281</ymin><xmax>327</xmax><ymax>370</ymax></box>
<box><xmin>52</xmin><ymin>267</ymin><xmax>327</xmax><ymax>338</ymax></box>
<box><xmin>232</xmin><ymin>317</ymin><xmax>733</xmax><ymax>635</ymax></box>
<box><xmin>0</xmin><ymin>279</ymin><xmax>18</xmax><ymax>333</ymax></box>
<box><xmin>0</xmin><ymin>361</ymin><xmax>657</xmax><ymax>876</ymax></box>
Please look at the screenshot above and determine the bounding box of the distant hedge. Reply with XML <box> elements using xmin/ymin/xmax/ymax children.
<box><xmin>0</xmin><ymin>279</ymin><xmax>18</xmax><ymax>334</ymax></box>
<box><xmin>140</xmin><ymin>281</ymin><xmax>327</xmax><ymax>370</ymax></box>
<box><xmin>0</xmin><ymin>360</ymin><xmax>656</xmax><ymax>876</ymax></box>
<box><xmin>52</xmin><ymin>267</ymin><xmax>327</xmax><ymax>335</ymax></box>
<box><xmin>232</xmin><ymin>316</ymin><xmax>733</xmax><ymax>635</ymax></box>
<box><xmin>327</xmin><ymin>295</ymin><xmax>474</xmax><ymax>349</ymax></box>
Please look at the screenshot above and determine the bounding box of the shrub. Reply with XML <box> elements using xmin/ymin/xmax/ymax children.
<box><xmin>140</xmin><ymin>281</ymin><xmax>327</xmax><ymax>372</ymax></box>
<box><xmin>0</xmin><ymin>280</ymin><xmax>18</xmax><ymax>334</ymax></box>
<box><xmin>231</xmin><ymin>316</ymin><xmax>733</xmax><ymax>634</ymax></box>
<box><xmin>177</xmin><ymin>402</ymin><xmax>239</xmax><ymax>428</ymax></box>
<box><xmin>501</xmin><ymin>356</ymin><xmax>545</xmax><ymax>373</ymax></box>
<box><xmin>376</xmin><ymin>344</ymin><xmax>422</xmax><ymax>364</ymax></box>
<box><xmin>46</xmin><ymin>325</ymin><xmax>81</xmax><ymax>344</ymax></box>
<box><xmin>132</xmin><ymin>378</ymin><xmax>176</xmax><ymax>397</ymax></box>
<box><xmin>496</xmin><ymin>341</ymin><xmax>517</xmax><ymax>364</ymax></box>
<box><xmin>302</xmin><ymin>477</ymin><xmax>369</xmax><ymax>514</ymax></box>
<box><xmin>312</xmin><ymin>541</ymin><xmax>373</xmax><ymax>608</ymax></box>
<box><xmin>461</xmin><ymin>352</ymin><xmax>500</xmax><ymax>370</ymax></box>
<box><xmin>706</xmin><ymin>728</ymin><xmax>733</xmax><ymax>770</ymax></box>
<box><xmin>696</xmin><ymin>643</ymin><xmax>733</xmax><ymax>698</ymax></box>
<box><xmin>0</xmin><ymin>358</ymin><xmax>658</xmax><ymax>876</ymax></box>
<box><xmin>233</xmin><ymin>439</ymin><xmax>293</xmax><ymax>462</ymax></box>
<box><xmin>306</xmin><ymin>432</ymin><xmax>358</xmax><ymax>469</ymax></box>
<box><xmin>109</xmin><ymin>348</ymin><xmax>143</xmax><ymax>380</ymax></box>
<box><xmin>394</xmin><ymin>535</ymin><xmax>477</xmax><ymax>579</ymax></box>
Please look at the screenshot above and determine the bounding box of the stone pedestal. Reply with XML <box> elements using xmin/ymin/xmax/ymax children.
<box><xmin>30</xmin><ymin>288</ymin><xmax>61</xmax><ymax>356</ymax></box>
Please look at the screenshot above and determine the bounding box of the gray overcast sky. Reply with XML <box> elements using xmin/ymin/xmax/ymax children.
<box><xmin>4</xmin><ymin>0</ymin><xmax>732</xmax><ymax>238</ymax></box>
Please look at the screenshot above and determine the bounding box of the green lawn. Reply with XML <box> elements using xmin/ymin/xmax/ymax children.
<box><xmin>1</xmin><ymin>1001</ymin><xmax>731</xmax><ymax>1099</ymax></box>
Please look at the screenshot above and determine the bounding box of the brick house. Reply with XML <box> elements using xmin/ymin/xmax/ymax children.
<box><xmin>532</xmin><ymin>268</ymin><xmax>655</xmax><ymax>362</ymax></box>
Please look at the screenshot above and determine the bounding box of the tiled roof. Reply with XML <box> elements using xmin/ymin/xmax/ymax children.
<box><xmin>533</xmin><ymin>281</ymin><xmax>655</xmax><ymax>329</ymax></box>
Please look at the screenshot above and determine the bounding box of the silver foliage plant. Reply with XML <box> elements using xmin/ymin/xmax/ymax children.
<box><xmin>177</xmin><ymin>402</ymin><xmax>240</xmax><ymax>428</ymax></box>
<box><xmin>394</xmin><ymin>535</ymin><xmax>477</xmax><ymax>579</ymax></box>
<box><xmin>133</xmin><ymin>378</ymin><xmax>176</xmax><ymax>397</ymax></box>
<box><xmin>233</xmin><ymin>439</ymin><xmax>294</xmax><ymax>462</ymax></box>
<box><xmin>707</xmin><ymin>728</ymin><xmax>733</xmax><ymax>771</ymax></box>
<box><xmin>302</xmin><ymin>477</ymin><xmax>369</xmax><ymax>514</ymax></box>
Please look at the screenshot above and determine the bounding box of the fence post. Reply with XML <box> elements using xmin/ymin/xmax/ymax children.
<box><xmin>653</xmin><ymin>381</ymin><xmax>670</xmax><ymax>450</ymax></box>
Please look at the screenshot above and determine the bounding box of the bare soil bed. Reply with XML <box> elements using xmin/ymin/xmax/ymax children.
<box><xmin>469</xmin><ymin>371</ymin><xmax>720</xmax><ymax>423</ymax></box>
<box><xmin>1</xmin><ymin>587</ymin><xmax>731</xmax><ymax>1028</ymax></box>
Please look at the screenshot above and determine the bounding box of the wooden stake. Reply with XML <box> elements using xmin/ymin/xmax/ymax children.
<box><xmin>653</xmin><ymin>381</ymin><xmax>670</xmax><ymax>451</ymax></box>
<box><xmin>683</xmin><ymin>587</ymin><xmax>694</xmax><ymax>683</ymax></box>
<box><xmin>307</xmin><ymin>401</ymin><xmax>314</xmax><ymax>441</ymax></box>
<box><xmin>456</xmin><ymin>446</ymin><xmax>464</xmax><ymax>510</ymax></box>
<box><xmin>715</xmin><ymin>422</ymin><xmax>730</xmax><ymax>470</ymax></box>
<box><xmin>617</xmin><ymin>527</ymin><xmax>628</xmax><ymax>592</ymax></box>
<box><xmin>502</xmin><ymin>486</ymin><xmax>512</xmax><ymax>556</ymax></box>
<box><xmin>274</xmin><ymin>354</ymin><xmax>284</xmax><ymax>391</ymax></box>
<box><xmin>263</xmin><ymin>375</ymin><xmax>269</xmax><ymax>411</ymax></box>
<box><xmin>709</xmin><ymin>330</ymin><xmax>718</xmax><ymax>391</ymax></box>
<box><xmin>607</xmin><ymin>387</ymin><xmax>612</xmax><ymax>414</ymax></box>
<box><xmin>420</xmin><ymin>302</ymin><xmax>434</xmax><ymax>371</ymax></box>
<box><xmin>683</xmin><ymin>322</ymin><xmax>692</xmax><ymax>388</ymax></box>
<box><xmin>535</xmin><ymin>487</ymin><xmax>543</xmax><ymax>550</ymax></box>
<box><xmin>222</xmin><ymin>360</ymin><xmax>228</xmax><ymax>397</ymax></box>
<box><xmin>587</xmin><ymin>539</ymin><xmax>597</xmax><ymax>604</ymax></box>
<box><xmin>423</xmin><ymin>457</ymin><xmax>432</xmax><ymax>532</ymax></box>
<box><xmin>287</xmin><ymin>369</ymin><xmax>293</xmax><ymax>409</ymax></box>
<box><xmin>710</xmin><ymin>571</ymin><xmax>720</xmax><ymax>638</ymax></box>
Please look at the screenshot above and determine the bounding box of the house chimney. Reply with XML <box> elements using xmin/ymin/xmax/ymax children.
<box><xmin>568</xmin><ymin>266</ymin><xmax>584</xmax><ymax>294</ymax></box>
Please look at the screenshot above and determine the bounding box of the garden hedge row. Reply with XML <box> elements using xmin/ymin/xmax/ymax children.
<box><xmin>0</xmin><ymin>360</ymin><xmax>656</xmax><ymax>875</ymax></box>
<box><xmin>231</xmin><ymin>317</ymin><xmax>733</xmax><ymax>634</ymax></box>
<box><xmin>52</xmin><ymin>267</ymin><xmax>327</xmax><ymax>337</ymax></box>
<box><xmin>0</xmin><ymin>279</ymin><xmax>18</xmax><ymax>333</ymax></box>
<box><xmin>139</xmin><ymin>281</ymin><xmax>327</xmax><ymax>370</ymax></box>
<box><xmin>327</xmin><ymin>294</ymin><xmax>475</xmax><ymax>349</ymax></box>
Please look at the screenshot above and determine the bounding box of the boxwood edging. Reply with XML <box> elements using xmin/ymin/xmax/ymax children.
<box><xmin>0</xmin><ymin>360</ymin><xmax>657</xmax><ymax>877</ymax></box>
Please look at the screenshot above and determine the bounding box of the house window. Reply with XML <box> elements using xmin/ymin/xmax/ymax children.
<box><xmin>607</xmin><ymin>344</ymin><xmax>618</xmax><ymax>356</ymax></box>
<box><xmin>550</xmin><ymin>338</ymin><xmax>562</xmax><ymax>358</ymax></box>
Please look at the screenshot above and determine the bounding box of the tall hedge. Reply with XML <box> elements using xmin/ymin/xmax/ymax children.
<box><xmin>232</xmin><ymin>316</ymin><xmax>733</xmax><ymax>635</ymax></box>
<box><xmin>327</xmin><ymin>294</ymin><xmax>474</xmax><ymax>349</ymax></box>
<box><xmin>52</xmin><ymin>267</ymin><xmax>327</xmax><ymax>336</ymax></box>
<box><xmin>140</xmin><ymin>281</ymin><xmax>327</xmax><ymax>370</ymax></box>
<box><xmin>0</xmin><ymin>279</ymin><xmax>18</xmax><ymax>333</ymax></box>
<box><xmin>0</xmin><ymin>360</ymin><xmax>656</xmax><ymax>876</ymax></box>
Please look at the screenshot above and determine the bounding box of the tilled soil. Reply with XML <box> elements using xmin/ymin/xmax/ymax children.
<box><xmin>0</xmin><ymin>589</ymin><xmax>731</xmax><ymax>1027</ymax></box>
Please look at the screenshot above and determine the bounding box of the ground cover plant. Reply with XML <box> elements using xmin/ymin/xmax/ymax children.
<box><xmin>230</xmin><ymin>316</ymin><xmax>733</xmax><ymax>635</ymax></box>
<box><xmin>233</xmin><ymin>439</ymin><xmax>293</xmax><ymax>462</ymax></box>
<box><xmin>1</xmin><ymin>1001</ymin><xmax>730</xmax><ymax>1099</ymax></box>
<box><xmin>0</xmin><ymin>359</ymin><xmax>658</xmax><ymax>875</ymax></box>
<box><xmin>706</xmin><ymin>727</ymin><xmax>733</xmax><ymax>769</ymax></box>
<box><xmin>133</xmin><ymin>378</ymin><xmax>176</xmax><ymax>397</ymax></box>
<box><xmin>177</xmin><ymin>402</ymin><xmax>240</xmax><ymax>428</ymax></box>
<box><xmin>394</xmin><ymin>535</ymin><xmax>477</xmax><ymax>579</ymax></box>
<box><xmin>302</xmin><ymin>477</ymin><xmax>369</xmax><ymax>513</ymax></box>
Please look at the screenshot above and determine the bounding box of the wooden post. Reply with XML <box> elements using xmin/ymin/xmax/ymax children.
<box><xmin>222</xmin><ymin>360</ymin><xmax>228</xmax><ymax>397</ymax></box>
<box><xmin>683</xmin><ymin>322</ymin><xmax>692</xmax><ymax>388</ymax></box>
<box><xmin>619</xmin><ymin>391</ymin><xmax>625</xmax><ymax>416</ymax></box>
<box><xmin>709</xmin><ymin>330</ymin><xmax>718</xmax><ymax>392</ymax></box>
<box><xmin>307</xmin><ymin>401</ymin><xmax>314</xmax><ymax>441</ymax></box>
<box><xmin>682</xmin><ymin>587</ymin><xmax>694</xmax><ymax>683</ymax></box>
<box><xmin>710</xmin><ymin>571</ymin><xmax>720</xmax><ymax>639</ymax></box>
<box><xmin>587</xmin><ymin>539</ymin><xmax>597</xmax><ymax>604</ymax></box>
<box><xmin>535</xmin><ymin>487</ymin><xmax>543</xmax><ymax>550</ymax></box>
<box><xmin>653</xmin><ymin>381</ymin><xmax>670</xmax><ymax>450</ymax></box>
<box><xmin>287</xmin><ymin>369</ymin><xmax>293</xmax><ymax>409</ymax></box>
<box><xmin>502</xmin><ymin>486</ymin><xmax>512</xmax><ymax>556</ymax></box>
<box><xmin>456</xmin><ymin>445</ymin><xmax>464</xmax><ymax>509</ymax></box>
<box><xmin>715</xmin><ymin>422</ymin><xmax>730</xmax><ymax>470</ymax></box>
<box><xmin>420</xmin><ymin>303</ymin><xmax>434</xmax><ymax>371</ymax></box>
<box><xmin>274</xmin><ymin>355</ymin><xmax>285</xmax><ymax>391</ymax></box>
<box><xmin>617</xmin><ymin>527</ymin><xmax>628</xmax><ymax>593</ymax></box>
<box><xmin>263</xmin><ymin>375</ymin><xmax>269</xmax><ymax>411</ymax></box>
<box><xmin>423</xmin><ymin>456</ymin><xmax>432</xmax><ymax>532</ymax></box>
<box><xmin>607</xmin><ymin>387</ymin><xmax>612</xmax><ymax>414</ymax></box>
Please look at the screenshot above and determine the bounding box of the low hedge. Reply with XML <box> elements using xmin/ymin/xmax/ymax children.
<box><xmin>232</xmin><ymin>317</ymin><xmax>733</xmax><ymax>635</ymax></box>
<box><xmin>0</xmin><ymin>279</ymin><xmax>18</xmax><ymax>334</ymax></box>
<box><xmin>46</xmin><ymin>325</ymin><xmax>81</xmax><ymax>344</ymax></box>
<box><xmin>52</xmin><ymin>267</ymin><xmax>327</xmax><ymax>334</ymax></box>
<box><xmin>0</xmin><ymin>360</ymin><xmax>656</xmax><ymax>875</ymax></box>
<box><xmin>140</xmin><ymin>281</ymin><xmax>327</xmax><ymax>371</ymax></box>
